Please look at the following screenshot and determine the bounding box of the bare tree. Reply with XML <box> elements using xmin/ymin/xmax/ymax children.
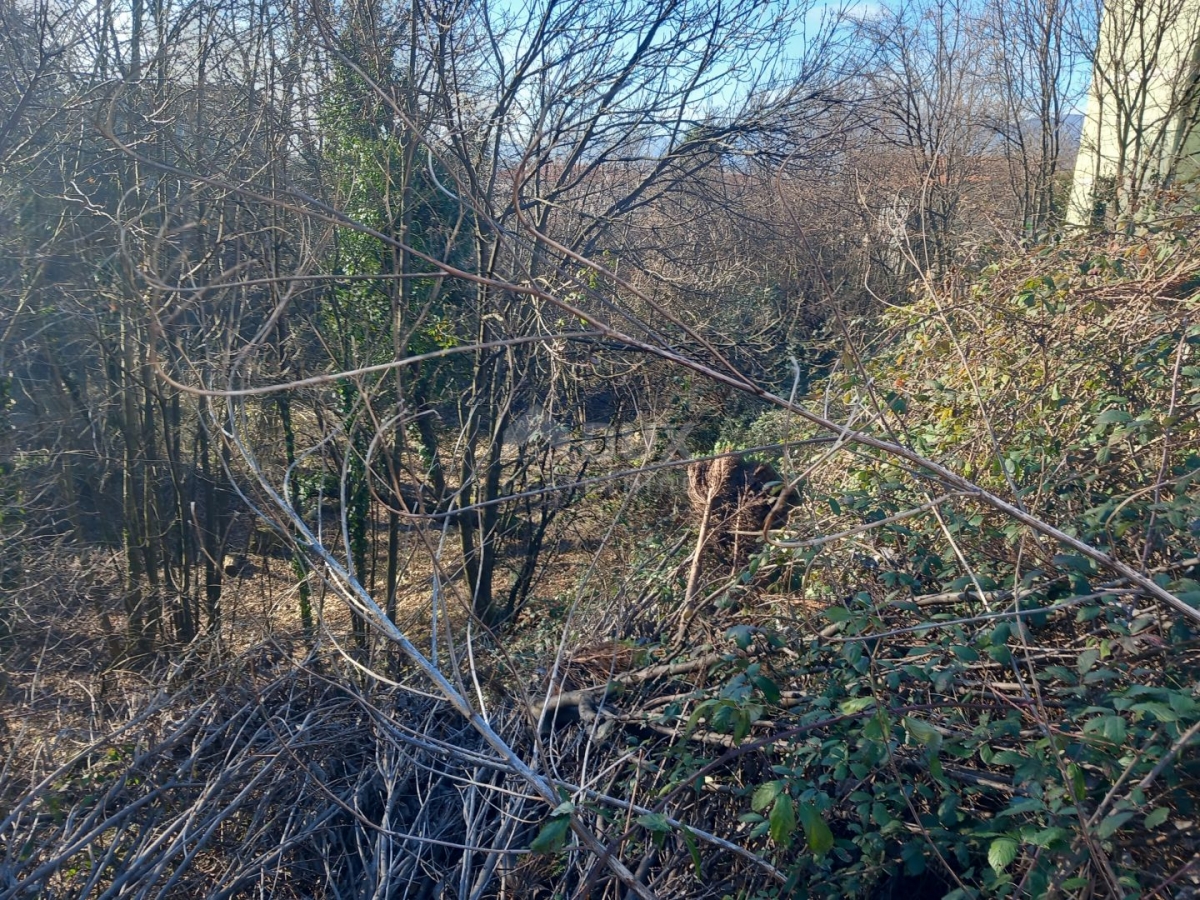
<box><xmin>1068</xmin><ymin>0</ymin><xmax>1200</xmax><ymax>223</ymax></box>
<box><xmin>850</xmin><ymin>0</ymin><xmax>1006</xmax><ymax>276</ymax></box>
<box><xmin>982</xmin><ymin>0</ymin><xmax>1089</xmax><ymax>236</ymax></box>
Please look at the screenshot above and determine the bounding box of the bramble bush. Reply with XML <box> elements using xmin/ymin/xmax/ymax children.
<box><xmin>606</xmin><ymin>224</ymin><xmax>1200</xmax><ymax>897</ymax></box>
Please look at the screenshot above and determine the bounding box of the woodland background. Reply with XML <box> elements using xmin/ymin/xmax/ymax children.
<box><xmin>2</xmin><ymin>0</ymin><xmax>1200</xmax><ymax>896</ymax></box>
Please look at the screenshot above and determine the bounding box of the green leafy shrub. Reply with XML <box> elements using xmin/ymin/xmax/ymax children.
<box><xmin>630</xmin><ymin>227</ymin><xmax>1200</xmax><ymax>897</ymax></box>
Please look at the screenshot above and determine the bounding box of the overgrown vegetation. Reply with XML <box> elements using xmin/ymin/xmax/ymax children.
<box><xmin>5</xmin><ymin>223</ymin><xmax>1199</xmax><ymax>898</ymax></box>
<box><xmin>3</xmin><ymin>0</ymin><xmax>1200</xmax><ymax>896</ymax></box>
<box><xmin>708</xmin><ymin>225</ymin><xmax>1200</xmax><ymax>896</ymax></box>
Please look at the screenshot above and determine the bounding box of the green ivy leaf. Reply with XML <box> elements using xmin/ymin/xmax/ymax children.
<box><xmin>1077</xmin><ymin>648</ymin><xmax>1099</xmax><ymax>675</ymax></box>
<box><xmin>824</xmin><ymin>606</ymin><xmax>852</xmax><ymax>623</ymax></box>
<box><xmin>840</xmin><ymin>697</ymin><xmax>876</xmax><ymax>715</ymax></box>
<box><xmin>1097</xmin><ymin>811</ymin><xmax>1135</xmax><ymax>839</ymax></box>
<box><xmin>903</xmin><ymin>715</ymin><xmax>943</xmax><ymax>754</ymax></box>
<box><xmin>1029</xmin><ymin>826</ymin><xmax>1070</xmax><ymax>848</ymax></box>
<box><xmin>951</xmin><ymin>644</ymin><xmax>979</xmax><ymax>662</ymax></box>
<box><xmin>1144</xmin><ymin>807</ymin><xmax>1170</xmax><ymax>830</ymax></box>
<box><xmin>752</xmin><ymin>781</ymin><xmax>783</xmax><ymax>813</ymax></box>
<box><xmin>530</xmin><ymin>816</ymin><xmax>572</xmax><ymax>854</ymax></box>
<box><xmin>1052</xmin><ymin>554</ymin><xmax>1093</xmax><ymax>573</ymax></box>
<box><xmin>681</xmin><ymin>826</ymin><xmax>702</xmax><ymax>879</ymax></box>
<box><xmin>987</xmin><ymin>644</ymin><xmax>1013</xmax><ymax>664</ymax></box>
<box><xmin>1169</xmin><ymin>692</ymin><xmax>1198</xmax><ymax>716</ymax></box>
<box><xmin>769</xmin><ymin>794</ymin><xmax>797</xmax><ymax>849</ymax></box>
<box><xmin>685</xmin><ymin>700</ymin><xmax>713</xmax><ymax>736</ymax></box>
<box><xmin>1067</xmin><ymin>763</ymin><xmax>1086</xmax><ymax>800</ymax></box>
<box><xmin>1130</xmin><ymin>701</ymin><xmax>1178</xmax><ymax>722</ymax></box>
<box><xmin>1103</xmin><ymin>715</ymin><xmax>1127</xmax><ymax>744</ymax></box>
<box><xmin>637</xmin><ymin>812</ymin><xmax>672</xmax><ymax>833</ymax></box>
<box><xmin>725</xmin><ymin>625</ymin><xmax>754</xmax><ymax>650</ymax></box>
<box><xmin>710</xmin><ymin>701</ymin><xmax>738</xmax><ymax>734</ymax></box>
<box><xmin>732</xmin><ymin>707</ymin><xmax>754</xmax><ymax>743</ymax></box>
<box><xmin>798</xmin><ymin>802</ymin><xmax>835</xmax><ymax>855</ymax></box>
<box><xmin>901</xmin><ymin>839</ymin><xmax>927</xmax><ymax>875</ymax></box>
<box><xmin>938</xmin><ymin>794</ymin><xmax>961</xmax><ymax>827</ymax></box>
<box><xmin>752</xmin><ymin>675</ymin><xmax>782</xmax><ymax>705</ymax></box>
<box><xmin>988</xmin><ymin>836</ymin><xmax>1019</xmax><ymax>873</ymax></box>
<box><xmin>1085</xmin><ymin>714</ymin><xmax>1127</xmax><ymax>745</ymax></box>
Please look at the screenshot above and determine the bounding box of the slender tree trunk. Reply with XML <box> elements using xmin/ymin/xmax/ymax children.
<box><xmin>278</xmin><ymin>395</ymin><xmax>314</xmax><ymax>640</ymax></box>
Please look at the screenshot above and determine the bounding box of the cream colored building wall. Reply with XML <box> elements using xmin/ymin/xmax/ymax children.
<box><xmin>1067</xmin><ymin>0</ymin><xmax>1200</xmax><ymax>224</ymax></box>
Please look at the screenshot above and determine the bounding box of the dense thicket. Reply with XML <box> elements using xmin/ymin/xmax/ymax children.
<box><xmin>2</xmin><ymin>0</ymin><xmax>1199</xmax><ymax>897</ymax></box>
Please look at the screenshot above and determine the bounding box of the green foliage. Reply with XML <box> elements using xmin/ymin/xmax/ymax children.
<box><xmin>317</xmin><ymin>59</ymin><xmax>472</xmax><ymax>383</ymax></box>
<box><xmin>531</xmin><ymin>811</ymin><xmax>574</xmax><ymax>854</ymax></box>
<box><xmin>633</xmin><ymin>229</ymin><xmax>1200</xmax><ymax>896</ymax></box>
<box><xmin>679</xmin><ymin>604</ymin><xmax>1200</xmax><ymax>896</ymax></box>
